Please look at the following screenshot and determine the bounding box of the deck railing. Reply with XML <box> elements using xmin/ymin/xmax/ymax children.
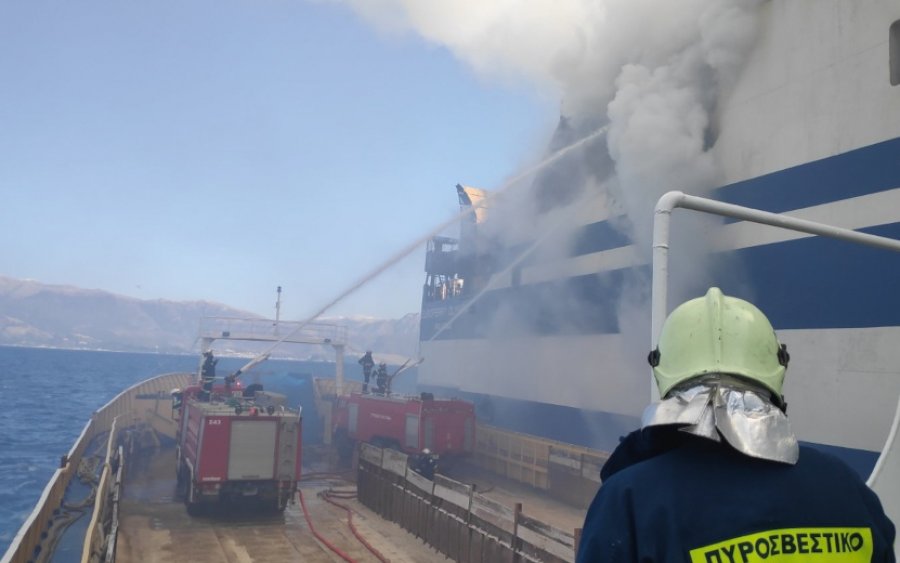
<box><xmin>472</xmin><ymin>424</ymin><xmax>607</xmax><ymax>508</ymax></box>
<box><xmin>0</xmin><ymin>372</ymin><xmax>192</xmax><ymax>563</ymax></box>
<box><xmin>358</xmin><ymin>442</ymin><xmax>581</xmax><ymax>562</ymax></box>
<box><xmin>81</xmin><ymin>416</ymin><xmax>121</xmax><ymax>563</ymax></box>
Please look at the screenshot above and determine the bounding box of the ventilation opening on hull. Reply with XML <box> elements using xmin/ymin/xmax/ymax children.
<box><xmin>891</xmin><ymin>20</ymin><xmax>900</xmax><ymax>86</ymax></box>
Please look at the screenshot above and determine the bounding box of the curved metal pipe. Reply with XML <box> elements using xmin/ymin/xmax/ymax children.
<box><xmin>649</xmin><ymin>190</ymin><xmax>900</xmax><ymax>401</ymax></box>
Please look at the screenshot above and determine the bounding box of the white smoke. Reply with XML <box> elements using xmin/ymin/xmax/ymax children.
<box><xmin>335</xmin><ymin>0</ymin><xmax>763</xmax><ymax>239</ymax></box>
<box><xmin>334</xmin><ymin>0</ymin><xmax>766</xmax><ymax>431</ymax></box>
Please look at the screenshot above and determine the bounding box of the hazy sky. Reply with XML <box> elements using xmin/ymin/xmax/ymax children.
<box><xmin>0</xmin><ymin>1</ymin><xmax>558</xmax><ymax>319</ymax></box>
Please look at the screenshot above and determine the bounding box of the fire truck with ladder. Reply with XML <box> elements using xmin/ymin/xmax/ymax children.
<box><xmin>332</xmin><ymin>392</ymin><xmax>475</xmax><ymax>458</ymax></box>
<box><xmin>173</xmin><ymin>374</ymin><xmax>302</xmax><ymax>514</ymax></box>
<box><xmin>331</xmin><ymin>361</ymin><xmax>476</xmax><ymax>465</ymax></box>
<box><xmin>173</xmin><ymin>314</ymin><xmax>348</xmax><ymax>514</ymax></box>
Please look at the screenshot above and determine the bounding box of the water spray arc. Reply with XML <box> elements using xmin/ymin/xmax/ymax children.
<box><xmin>231</xmin><ymin>126</ymin><xmax>608</xmax><ymax>377</ymax></box>
<box><xmin>426</xmin><ymin>188</ymin><xmax>605</xmax><ymax>343</ymax></box>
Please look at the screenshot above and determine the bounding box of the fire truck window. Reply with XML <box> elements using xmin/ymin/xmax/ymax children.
<box><xmin>405</xmin><ymin>414</ymin><xmax>420</xmax><ymax>449</ymax></box>
<box><xmin>349</xmin><ymin>404</ymin><xmax>359</xmax><ymax>434</ymax></box>
<box><xmin>423</xmin><ymin>417</ymin><xmax>435</xmax><ymax>450</ymax></box>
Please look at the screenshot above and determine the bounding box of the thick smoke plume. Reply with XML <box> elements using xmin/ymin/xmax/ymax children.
<box><xmin>337</xmin><ymin>0</ymin><xmax>765</xmax><ymax>426</ymax></box>
<box><xmin>337</xmin><ymin>0</ymin><xmax>762</xmax><ymax>235</ymax></box>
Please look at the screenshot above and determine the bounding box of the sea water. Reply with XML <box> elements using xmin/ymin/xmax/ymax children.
<box><xmin>0</xmin><ymin>345</ymin><xmax>375</xmax><ymax>556</ymax></box>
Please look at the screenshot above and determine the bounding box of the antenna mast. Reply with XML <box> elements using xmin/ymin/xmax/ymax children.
<box><xmin>275</xmin><ymin>286</ymin><xmax>282</xmax><ymax>328</ymax></box>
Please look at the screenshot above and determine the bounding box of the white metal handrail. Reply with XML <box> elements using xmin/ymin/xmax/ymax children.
<box><xmin>651</xmin><ymin>190</ymin><xmax>900</xmax><ymax>351</ymax></box>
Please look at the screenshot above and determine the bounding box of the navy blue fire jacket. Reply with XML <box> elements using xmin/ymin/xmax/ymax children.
<box><xmin>576</xmin><ymin>427</ymin><xmax>896</xmax><ymax>562</ymax></box>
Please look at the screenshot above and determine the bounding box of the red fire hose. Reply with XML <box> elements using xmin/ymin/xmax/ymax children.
<box><xmin>296</xmin><ymin>489</ymin><xmax>357</xmax><ymax>563</ymax></box>
<box><xmin>320</xmin><ymin>489</ymin><xmax>390</xmax><ymax>563</ymax></box>
<box><xmin>296</xmin><ymin>487</ymin><xmax>390</xmax><ymax>563</ymax></box>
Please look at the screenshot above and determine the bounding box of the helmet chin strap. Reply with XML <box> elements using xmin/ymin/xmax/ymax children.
<box><xmin>642</xmin><ymin>376</ymin><xmax>799</xmax><ymax>465</ymax></box>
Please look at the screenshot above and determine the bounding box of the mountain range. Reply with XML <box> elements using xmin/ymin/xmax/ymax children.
<box><xmin>0</xmin><ymin>276</ymin><xmax>419</xmax><ymax>360</ymax></box>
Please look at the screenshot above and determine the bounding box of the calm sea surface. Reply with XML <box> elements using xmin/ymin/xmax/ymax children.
<box><xmin>0</xmin><ymin>345</ymin><xmax>358</xmax><ymax>555</ymax></box>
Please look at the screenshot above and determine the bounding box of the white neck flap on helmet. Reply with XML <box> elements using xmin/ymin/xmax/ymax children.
<box><xmin>641</xmin><ymin>375</ymin><xmax>799</xmax><ymax>465</ymax></box>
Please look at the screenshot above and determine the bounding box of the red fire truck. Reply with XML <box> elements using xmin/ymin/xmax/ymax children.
<box><xmin>173</xmin><ymin>382</ymin><xmax>302</xmax><ymax>514</ymax></box>
<box><xmin>332</xmin><ymin>392</ymin><xmax>475</xmax><ymax>460</ymax></box>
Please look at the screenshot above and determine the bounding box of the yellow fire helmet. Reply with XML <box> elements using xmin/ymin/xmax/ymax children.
<box><xmin>649</xmin><ymin>287</ymin><xmax>790</xmax><ymax>402</ymax></box>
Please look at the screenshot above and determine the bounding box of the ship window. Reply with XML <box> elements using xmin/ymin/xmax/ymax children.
<box><xmin>892</xmin><ymin>20</ymin><xmax>900</xmax><ymax>86</ymax></box>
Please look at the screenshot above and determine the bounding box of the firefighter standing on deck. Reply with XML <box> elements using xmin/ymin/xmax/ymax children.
<box><xmin>576</xmin><ymin>288</ymin><xmax>896</xmax><ymax>562</ymax></box>
<box><xmin>359</xmin><ymin>350</ymin><xmax>374</xmax><ymax>393</ymax></box>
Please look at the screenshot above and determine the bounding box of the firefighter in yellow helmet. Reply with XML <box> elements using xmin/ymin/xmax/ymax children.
<box><xmin>577</xmin><ymin>288</ymin><xmax>895</xmax><ymax>562</ymax></box>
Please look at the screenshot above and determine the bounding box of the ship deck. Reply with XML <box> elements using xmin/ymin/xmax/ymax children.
<box><xmin>441</xmin><ymin>463</ymin><xmax>585</xmax><ymax>534</ymax></box>
<box><xmin>115</xmin><ymin>445</ymin><xmax>451</xmax><ymax>562</ymax></box>
<box><xmin>114</xmin><ymin>444</ymin><xmax>588</xmax><ymax>562</ymax></box>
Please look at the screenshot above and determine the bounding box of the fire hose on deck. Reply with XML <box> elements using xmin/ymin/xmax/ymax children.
<box><xmin>296</xmin><ymin>489</ymin><xmax>356</xmax><ymax>563</ymax></box>
<box><xmin>320</xmin><ymin>488</ymin><xmax>390</xmax><ymax>563</ymax></box>
<box><xmin>296</xmin><ymin>487</ymin><xmax>390</xmax><ymax>563</ymax></box>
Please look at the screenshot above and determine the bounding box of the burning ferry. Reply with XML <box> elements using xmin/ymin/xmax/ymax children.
<box><xmin>419</xmin><ymin>0</ymin><xmax>900</xmax><ymax>478</ymax></box>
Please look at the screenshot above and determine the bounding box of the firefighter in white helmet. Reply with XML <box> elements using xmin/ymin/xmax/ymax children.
<box><xmin>412</xmin><ymin>448</ymin><xmax>438</xmax><ymax>480</ymax></box>
<box><xmin>577</xmin><ymin>288</ymin><xmax>895</xmax><ymax>562</ymax></box>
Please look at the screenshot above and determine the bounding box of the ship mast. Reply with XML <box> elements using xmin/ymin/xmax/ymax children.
<box><xmin>274</xmin><ymin>285</ymin><xmax>282</xmax><ymax>332</ymax></box>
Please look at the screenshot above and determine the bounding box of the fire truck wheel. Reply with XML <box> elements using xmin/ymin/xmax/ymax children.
<box><xmin>176</xmin><ymin>463</ymin><xmax>190</xmax><ymax>499</ymax></box>
<box><xmin>184</xmin><ymin>483</ymin><xmax>203</xmax><ymax>516</ymax></box>
<box><xmin>185</xmin><ymin>499</ymin><xmax>201</xmax><ymax>517</ymax></box>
